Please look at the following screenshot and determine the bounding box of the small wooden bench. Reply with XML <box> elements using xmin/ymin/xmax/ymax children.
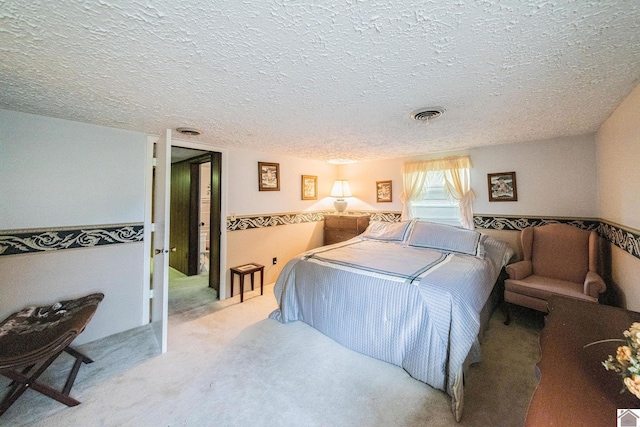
<box><xmin>230</xmin><ymin>263</ymin><xmax>264</xmax><ymax>302</ymax></box>
<box><xmin>0</xmin><ymin>293</ymin><xmax>104</xmax><ymax>416</ymax></box>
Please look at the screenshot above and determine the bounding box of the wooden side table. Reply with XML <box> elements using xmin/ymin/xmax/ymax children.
<box><xmin>230</xmin><ymin>263</ymin><xmax>264</xmax><ymax>303</ymax></box>
<box><xmin>525</xmin><ymin>296</ymin><xmax>640</xmax><ymax>426</ymax></box>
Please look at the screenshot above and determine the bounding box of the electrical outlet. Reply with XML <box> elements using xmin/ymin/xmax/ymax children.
<box><xmin>272</xmin><ymin>257</ymin><xmax>277</xmax><ymax>265</ymax></box>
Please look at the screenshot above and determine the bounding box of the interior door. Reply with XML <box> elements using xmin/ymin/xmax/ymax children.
<box><xmin>151</xmin><ymin>130</ymin><xmax>171</xmax><ymax>353</ymax></box>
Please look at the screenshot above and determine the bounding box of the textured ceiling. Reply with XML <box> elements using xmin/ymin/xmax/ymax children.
<box><xmin>1</xmin><ymin>1</ymin><xmax>639</xmax><ymax>162</ymax></box>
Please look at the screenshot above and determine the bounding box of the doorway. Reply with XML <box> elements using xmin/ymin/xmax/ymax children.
<box><xmin>168</xmin><ymin>147</ymin><xmax>222</xmax><ymax>311</ymax></box>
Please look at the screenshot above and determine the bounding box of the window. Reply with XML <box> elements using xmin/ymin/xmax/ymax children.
<box><xmin>401</xmin><ymin>155</ymin><xmax>475</xmax><ymax>229</ymax></box>
<box><xmin>409</xmin><ymin>171</ymin><xmax>462</xmax><ymax>227</ymax></box>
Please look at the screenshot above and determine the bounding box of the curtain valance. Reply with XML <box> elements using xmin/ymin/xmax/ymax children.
<box><xmin>401</xmin><ymin>156</ymin><xmax>472</xmax><ymax>174</ymax></box>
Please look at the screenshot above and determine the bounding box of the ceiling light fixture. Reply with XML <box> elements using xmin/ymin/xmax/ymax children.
<box><xmin>410</xmin><ymin>107</ymin><xmax>445</xmax><ymax>122</ymax></box>
<box><xmin>176</xmin><ymin>127</ymin><xmax>202</xmax><ymax>136</ymax></box>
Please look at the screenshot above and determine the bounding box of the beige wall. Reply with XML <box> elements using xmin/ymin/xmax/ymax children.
<box><xmin>223</xmin><ymin>146</ymin><xmax>337</xmax><ymax>297</ymax></box>
<box><xmin>226</xmin><ymin>222</ymin><xmax>324</xmax><ymax>296</ymax></box>
<box><xmin>340</xmin><ymin>134</ymin><xmax>599</xmax><ymax>219</ymax></box>
<box><xmin>226</xmin><ymin>147</ymin><xmax>337</xmax><ymax>216</ymax></box>
<box><xmin>597</xmin><ymin>82</ymin><xmax>640</xmax><ymax>311</ymax></box>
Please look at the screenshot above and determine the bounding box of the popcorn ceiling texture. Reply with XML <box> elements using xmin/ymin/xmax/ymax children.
<box><xmin>1</xmin><ymin>0</ymin><xmax>639</xmax><ymax>161</ymax></box>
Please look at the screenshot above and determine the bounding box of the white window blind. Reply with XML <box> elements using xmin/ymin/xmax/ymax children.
<box><xmin>409</xmin><ymin>171</ymin><xmax>462</xmax><ymax>227</ymax></box>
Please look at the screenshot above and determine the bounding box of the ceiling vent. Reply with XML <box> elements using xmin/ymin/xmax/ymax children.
<box><xmin>176</xmin><ymin>127</ymin><xmax>202</xmax><ymax>136</ymax></box>
<box><xmin>410</xmin><ymin>107</ymin><xmax>445</xmax><ymax>122</ymax></box>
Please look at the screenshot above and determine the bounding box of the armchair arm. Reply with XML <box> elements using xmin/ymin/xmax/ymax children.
<box><xmin>584</xmin><ymin>271</ymin><xmax>606</xmax><ymax>298</ymax></box>
<box><xmin>505</xmin><ymin>260</ymin><xmax>532</xmax><ymax>280</ymax></box>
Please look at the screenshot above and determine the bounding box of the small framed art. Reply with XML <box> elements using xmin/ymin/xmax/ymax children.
<box><xmin>376</xmin><ymin>180</ymin><xmax>392</xmax><ymax>203</ymax></box>
<box><xmin>488</xmin><ymin>172</ymin><xmax>517</xmax><ymax>202</ymax></box>
<box><xmin>258</xmin><ymin>162</ymin><xmax>280</xmax><ymax>191</ymax></box>
<box><xmin>301</xmin><ymin>175</ymin><xmax>318</xmax><ymax>200</ymax></box>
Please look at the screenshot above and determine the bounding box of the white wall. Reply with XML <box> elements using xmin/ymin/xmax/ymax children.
<box><xmin>0</xmin><ymin>244</ymin><xmax>144</xmax><ymax>344</ymax></box>
<box><xmin>340</xmin><ymin>134</ymin><xmax>598</xmax><ymax>219</ymax></box>
<box><xmin>470</xmin><ymin>134</ymin><xmax>598</xmax><ymax>217</ymax></box>
<box><xmin>597</xmin><ymin>82</ymin><xmax>640</xmax><ymax>310</ymax></box>
<box><xmin>223</xmin><ymin>147</ymin><xmax>337</xmax><ymax>297</ymax></box>
<box><xmin>340</xmin><ymin>158</ymin><xmax>405</xmax><ymax>212</ymax></box>
<box><xmin>0</xmin><ymin>109</ymin><xmax>148</xmax><ymax>344</ymax></box>
<box><xmin>597</xmin><ymin>83</ymin><xmax>640</xmax><ymax>231</ymax></box>
<box><xmin>226</xmin><ymin>147</ymin><xmax>337</xmax><ymax>216</ymax></box>
<box><xmin>0</xmin><ymin>110</ymin><xmax>146</xmax><ymax>229</ymax></box>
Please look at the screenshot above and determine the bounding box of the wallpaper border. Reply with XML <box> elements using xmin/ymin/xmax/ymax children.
<box><xmin>599</xmin><ymin>220</ymin><xmax>640</xmax><ymax>260</ymax></box>
<box><xmin>0</xmin><ymin>223</ymin><xmax>144</xmax><ymax>256</ymax></box>
<box><xmin>473</xmin><ymin>215</ymin><xmax>639</xmax><ymax>260</ymax></box>
<box><xmin>472</xmin><ymin>215</ymin><xmax>601</xmax><ymax>232</ymax></box>
<box><xmin>226</xmin><ymin>211</ymin><xmax>401</xmax><ymax>231</ymax></box>
<box><xmin>227</xmin><ymin>212</ymin><xmax>639</xmax><ymax>260</ymax></box>
<box><xmin>1</xmin><ymin>214</ymin><xmax>637</xmax><ymax>261</ymax></box>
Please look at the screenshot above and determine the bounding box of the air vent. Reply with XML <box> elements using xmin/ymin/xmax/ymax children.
<box><xmin>410</xmin><ymin>107</ymin><xmax>445</xmax><ymax>122</ymax></box>
<box><xmin>176</xmin><ymin>127</ymin><xmax>202</xmax><ymax>136</ymax></box>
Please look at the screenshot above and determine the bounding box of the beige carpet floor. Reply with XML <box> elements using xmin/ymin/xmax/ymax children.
<box><xmin>0</xmin><ymin>282</ymin><xmax>542</xmax><ymax>427</ymax></box>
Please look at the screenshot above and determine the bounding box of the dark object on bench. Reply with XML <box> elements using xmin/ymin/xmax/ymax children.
<box><xmin>0</xmin><ymin>293</ymin><xmax>104</xmax><ymax>416</ymax></box>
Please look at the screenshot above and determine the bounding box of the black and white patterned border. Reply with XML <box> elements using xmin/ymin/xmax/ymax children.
<box><xmin>600</xmin><ymin>221</ymin><xmax>640</xmax><ymax>259</ymax></box>
<box><xmin>0</xmin><ymin>224</ymin><xmax>144</xmax><ymax>256</ymax></box>
<box><xmin>227</xmin><ymin>212</ymin><xmax>327</xmax><ymax>231</ymax></box>
<box><xmin>225</xmin><ymin>212</ymin><xmax>638</xmax><ymax>259</ymax></box>
<box><xmin>2</xmin><ymin>215</ymin><xmax>637</xmax><ymax>261</ymax></box>
<box><xmin>473</xmin><ymin>215</ymin><xmax>639</xmax><ymax>260</ymax></box>
<box><xmin>226</xmin><ymin>211</ymin><xmax>401</xmax><ymax>231</ymax></box>
<box><xmin>473</xmin><ymin>215</ymin><xmax>600</xmax><ymax>232</ymax></box>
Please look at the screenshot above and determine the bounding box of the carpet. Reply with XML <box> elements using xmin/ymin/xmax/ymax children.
<box><xmin>0</xmin><ymin>284</ymin><xmax>542</xmax><ymax>426</ymax></box>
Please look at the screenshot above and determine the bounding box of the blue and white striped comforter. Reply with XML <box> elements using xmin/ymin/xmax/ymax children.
<box><xmin>269</xmin><ymin>235</ymin><xmax>513</xmax><ymax>420</ymax></box>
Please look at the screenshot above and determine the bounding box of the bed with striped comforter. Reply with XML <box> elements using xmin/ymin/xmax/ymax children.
<box><xmin>269</xmin><ymin>224</ymin><xmax>513</xmax><ymax>421</ymax></box>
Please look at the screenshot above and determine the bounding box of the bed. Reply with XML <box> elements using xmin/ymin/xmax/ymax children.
<box><xmin>269</xmin><ymin>220</ymin><xmax>514</xmax><ymax>421</ymax></box>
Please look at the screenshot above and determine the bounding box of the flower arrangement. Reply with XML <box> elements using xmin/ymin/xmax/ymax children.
<box><xmin>585</xmin><ymin>322</ymin><xmax>640</xmax><ymax>399</ymax></box>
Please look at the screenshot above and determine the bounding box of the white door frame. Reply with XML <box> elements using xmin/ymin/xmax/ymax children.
<box><xmin>150</xmin><ymin>130</ymin><xmax>171</xmax><ymax>353</ymax></box>
<box><xmin>143</xmin><ymin>135</ymin><xmax>229</xmax><ymax>331</ymax></box>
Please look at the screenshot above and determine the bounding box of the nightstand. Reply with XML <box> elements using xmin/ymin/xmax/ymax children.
<box><xmin>323</xmin><ymin>214</ymin><xmax>370</xmax><ymax>245</ymax></box>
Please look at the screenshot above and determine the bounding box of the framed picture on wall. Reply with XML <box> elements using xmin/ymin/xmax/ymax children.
<box><xmin>488</xmin><ymin>171</ymin><xmax>517</xmax><ymax>201</ymax></box>
<box><xmin>301</xmin><ymin>175</ymin><xmax>318</xmax><ymax>200</ymax></box>
<box><xmin>258</xmin><ymin>162</ymin><xmax>280</xmax><ymax>191</ymax></box>
<box><xmin>376</xmin><ymin>180</ymin><xmax>392</xmax><ymax>202</ymax></box>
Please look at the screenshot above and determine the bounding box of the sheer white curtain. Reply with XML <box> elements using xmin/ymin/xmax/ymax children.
<box><xmin>401</xmin><ymin>156</ymin><xmax>476</xmax><ymax>229</ymax></box>
<box><xmin>444</xmin><ymin>166</ymin><xmax>476</xmax><ymax>229</ymax></box>
<box><xmin>400</xmin><ymin>161</ymin><xmax>429</xmax><ymax>220</ymax></box>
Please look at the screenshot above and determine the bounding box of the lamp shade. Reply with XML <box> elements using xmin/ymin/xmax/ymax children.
<box><xmin>330</xmin><ymin>180</ymin><xmax>352</xmax><ymax>198</ymax></box>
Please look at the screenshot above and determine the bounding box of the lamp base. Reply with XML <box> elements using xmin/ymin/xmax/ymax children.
<box><xmin>334</xmin><ymin>199</ymin><xmax>348</xmax><ymax>213</ymax></box>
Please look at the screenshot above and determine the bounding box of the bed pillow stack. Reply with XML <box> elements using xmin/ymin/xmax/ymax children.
<box><xmin>405</xmin><ymin>221</ymin><xmax>486</xmax><ymax>258</ymax></box>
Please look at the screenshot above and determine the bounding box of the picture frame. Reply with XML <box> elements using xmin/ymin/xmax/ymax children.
<box><xmin>258</xmin><ymin>162</ymin><xmax>280</xmax><ymax>191</ymax></box>
<box><xmin>301</xmin><ymin>175</ymin><xmax>318</xmax><ymax>200</ymax></box>
<box><xmin>488</xmin><ymin>171</ymin><xmax>517</xmax><ymax>202</ymax></box>
<box><xmin>376</xmin><ymin>180</ymin><xmax>392</xmax><ymax>203</ymax></box>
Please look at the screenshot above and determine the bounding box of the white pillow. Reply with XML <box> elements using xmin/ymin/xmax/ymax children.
<box><xmin>406</xmin><ymin>221</ymin><xmax>485</xmax><ymax>258</ymax></box>
<box><xmin>361</xmin><ymin>220</ymin><xmax>415</xmax><ymax>242</ymax></box>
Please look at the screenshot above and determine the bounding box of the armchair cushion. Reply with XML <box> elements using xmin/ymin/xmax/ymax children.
<box><xmin>505</xmin><ymin>275</ymin><xmax>598</xmax><ymax>304</ymax></box>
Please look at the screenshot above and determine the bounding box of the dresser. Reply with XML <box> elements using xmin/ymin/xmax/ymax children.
<box><xmin>525</xmin><ymin>296</ymin><xmax>640</xmax><ymax>426</ymax></box>
<box><xmin>323</xmin><ymin>214</ymin><xmax>370</xmax><ymax>245</ymax></box>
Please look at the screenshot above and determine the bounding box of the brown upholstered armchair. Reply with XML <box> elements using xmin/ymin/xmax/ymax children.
<box><xmin>504</xmin><ymin>223</ymin><xmax>606</xmax><ymax>324</ymax></box>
